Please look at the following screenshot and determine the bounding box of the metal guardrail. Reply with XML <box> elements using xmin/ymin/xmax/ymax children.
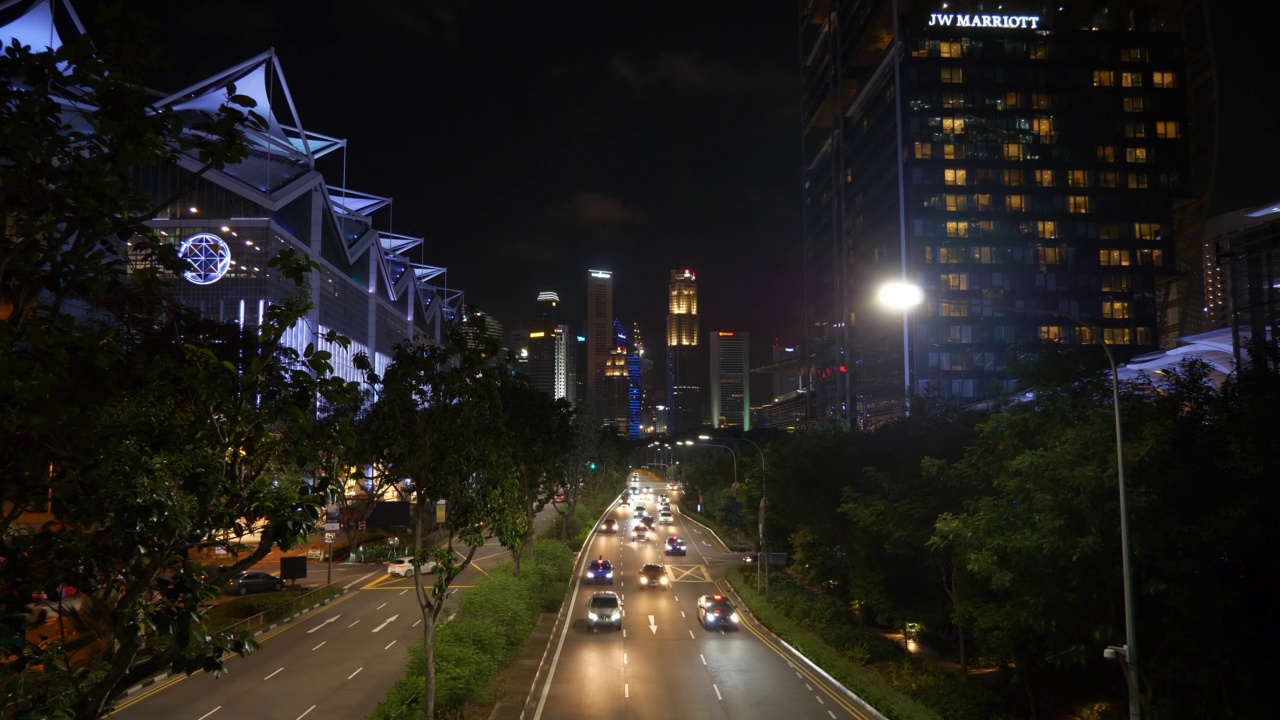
<box><xmin>216</xmin><ymin>586</ymin><xmax>345</xmax><ymax>638</ymax></box>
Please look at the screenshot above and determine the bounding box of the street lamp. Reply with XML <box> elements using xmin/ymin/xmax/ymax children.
<box><xmin>877</xmin><ymin>280</ymin><xmax>1140</xmax><ymax>720</ymax></box>
<box><xmin>700</xmin><ymin>435</ymin><xmax>769</xmax><ymax>596</ymax></box>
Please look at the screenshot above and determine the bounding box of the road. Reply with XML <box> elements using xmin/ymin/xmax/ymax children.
<box><xmin>106</xmin><ymin>512</ymin><xmax>552</xmax><ymax>720</ymax></box>
<box><xmin>522</xmin><ymin>472</ymin><xmax>881</xmax><ymax>720</ymax></box>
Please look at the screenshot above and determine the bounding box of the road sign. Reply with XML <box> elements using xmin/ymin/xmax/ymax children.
<box><xmin>324</xmin><ymin>532</ymin><xmax>335</xmax><ymax>544</ymax></box>
<box><xmin>306</xmin><ymin>545</ymin><xmax>324</xmax><ymax>561</ymax></box>
<box><xmin>325</xmin><ymin>522</ymin><xmax>339</xmax><ymax>531</ymax></box>
<box><xmin>358</xmin><ymin>521</ymin><xmax>366</xmax><ymax>531</ymax></box>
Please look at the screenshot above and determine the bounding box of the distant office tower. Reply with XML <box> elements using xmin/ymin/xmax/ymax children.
<box><xmin>528</xmin><ymin>291</ymin><xmax>569</xmax><ymax>400</ymax></box>
<box><xmin>666</xmin><ymin>269</ymin><xmax>705</xmax><ymax>434</ymax></box>
<box><xmin>633</xmin><ymin>320</ymin><xmax>658</xmax><ymax>434</ymax></box>
<box><xmin>585</xmin><ymin>270</ymin><xmax>613</xmax><ymax>419</ymax></box>
<box><xmin>771</xmin><ymin>342</ymin><xmax>802</xmax><ymax>399</ymax></box>
<box><xmin>710</xmin><ymin>331</ymin><xmax>750</xmax><ymax>431</ymax></box>
<box><xmin>602</xmin><ymin>319</ymin><xmax>642</xmax><ymax>438</ymax></box>
<box><xmin>569</xmin><ymin>332</ymin><xmax>586</xmax><ymax>405</ymax></box>
<box><xmin>800</xmin><ymin>0</ymin><xmax>1215</xmax><ymax>428</ymax></box>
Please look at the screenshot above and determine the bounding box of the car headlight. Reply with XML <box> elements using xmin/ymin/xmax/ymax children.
<box><xmin>605</xmin><ymin>572</ymin><xmax>613</xmax><ymax>578</ymax></box>
<box><xmin>729</xmin><ymin>612</ymin><xmax>740</xmax><ymax>623</ymax></box>
<box><xmin>640</xmin><ymin>576</ymin><xmax>648</xmax><ymax>584</ymax></box>
<box><xmin>589</xmin><ymin>612</ymin><xmax>598</xmax><ymax>620</ymax></box>
<box><xmin>659</xmin><ymin>576</ymin><xmax>669</xmax><ymax>585</ymax></box>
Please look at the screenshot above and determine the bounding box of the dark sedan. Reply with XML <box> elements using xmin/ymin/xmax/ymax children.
<box><xmin>225</xmin><ymin>571</ymin><xmax>284</xmax><ymax>595</ymax></box>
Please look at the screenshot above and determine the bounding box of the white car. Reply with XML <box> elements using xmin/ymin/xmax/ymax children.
<box><xmin>387</xmin><ymin>556</ymin><xmax>438</xmax><ymax>577</ymax></box>
<box><xmin>658</xmin><ymin>510</ymin><xmax>674</xmax><ymax>525</ymax></box>
<box><xmin>632</xmin><ymin>525</ymin><xmax>649</xmax><ymax>542</ymax></box>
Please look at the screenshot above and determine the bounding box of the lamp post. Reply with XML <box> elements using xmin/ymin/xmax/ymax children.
<box><xmin>877</xmin><ymin>281</ymin><xmax>1139</xmax><ymax>720</ymax></box>
<box><xmin>701</xmin><ymin>435</ymin><xmax>769</xmax><ymax>596</ymax></box>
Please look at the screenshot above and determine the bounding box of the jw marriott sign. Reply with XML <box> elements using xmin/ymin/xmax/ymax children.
<box><xmin>927</xmin><ymin>13</ymin><xmax>1041</xmax><ymax>29</ymax></box>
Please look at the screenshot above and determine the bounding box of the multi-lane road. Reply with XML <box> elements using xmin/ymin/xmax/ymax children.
<box><xmin>521</xmin><ymin>472</ymin><xmax>882</xmax><ymax>720</ymax></box>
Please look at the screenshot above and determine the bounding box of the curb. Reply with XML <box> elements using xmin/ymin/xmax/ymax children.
<box><xmin>115</xmin><ymin>588</ymin><xmax>349</xmax><ymax>701</ymax></box>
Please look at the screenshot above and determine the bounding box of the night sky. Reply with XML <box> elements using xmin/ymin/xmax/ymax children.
<box><xmin>71</xmin><ymin>1</ymin><xmax>1276</xmax><ymax>393</ymax></box>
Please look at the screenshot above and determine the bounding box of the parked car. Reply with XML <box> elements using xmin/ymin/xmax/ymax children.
<box><xmin>587</xmin><ymin>591</ymin><xmax>623</xmax><ymax>630</ymax></box>
<box><xmin>224</xmin><ymin>571</ymin><xmax>284</xmax><ymax>595</ymax></box>
<box><xmin>387</xmin><ymin>556</ymin><xmax>439</xmax><ymax>578</ymax></box>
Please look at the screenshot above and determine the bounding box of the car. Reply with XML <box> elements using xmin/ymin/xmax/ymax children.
<box><xmin>387</xmin><ymin>556</ymin><xmax>439</xmax><ymax>578</ymax></box>
<box><xmin>587</xmin><ymin>591</ymin><xmax>623</xmax><ymax>630</ymax></box>
<box><xmin>664</xmin><ymin>536</ymin><xmax>687</xmax><ymax>556</ymax></box>
<box><xmin>660</xmin><ymin>493</ymin><xmax>669</xmax><ymax>502</ymax></box>
<box><xmin>633</xmin><ymin>505</ymin><xmax>646</xmax><ymax>518</ymax></box>
<box><xmin>637</xmin><ymin>563</ymin><xmax>669</xmax><ymax>590</ymax></box>
<box><xmin>641</xmin><ymin>514</ymin><xmax>656</xmax><ymax>529</ymax></box>
<box><xmin>632</xmin><ymin>525</ymin><xmax>649</xmax><ymax>542</ymax></box>
<box><xmin>658</xmin><ymin>510</ymin><xmax>674</xmax><ymax>525</ymax></box>
<box><xmin>585</xmin><ymin>557</ymin><xmax>615</xmax><ymax>584</ymax></box>
<box><xmin>619</xmin><ymin>496</ymin><xmax>630</xmax><ymax>508</ymax></box>
<box><xmin>600</xmin><ymin>518</ymin><xmax>618</xmax><ymax>533</ymax></box>
<box><xmin>224</xmin><ymin>571</ymin><xmax>284</xmax><ymax>595</ymax></box>
<box><xmin>697</xmin><ymin>594</ymin><xmax>740</xmax><ymax>630</ymax></box>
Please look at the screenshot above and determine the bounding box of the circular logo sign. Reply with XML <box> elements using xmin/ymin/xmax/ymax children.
<box><xmin>178</xmin><ymin>232</ymin><xmax>232</xmax><ymax>285</ymax></box>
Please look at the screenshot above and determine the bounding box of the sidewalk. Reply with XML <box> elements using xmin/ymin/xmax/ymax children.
<box><xmin>487</xmin><ymin>611</ymin><xmax>560</xmax><ymax>720</ymax></box>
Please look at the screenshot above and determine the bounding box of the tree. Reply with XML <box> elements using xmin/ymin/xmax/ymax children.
<box><xmin>2</xmin><ymin>29</ymin><xmax>358</xmax><ymax>718</ymax></box>
<box><xmin>359</xmin><ymin>311</ymin><xmax>509</xmax><ymax>720</ymax></box>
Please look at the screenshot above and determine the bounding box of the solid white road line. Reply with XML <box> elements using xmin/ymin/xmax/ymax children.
<box><xmin>713</xmin><ymin>684</ymin><xmax>723</xmax><ymax>700</ymax></box>
<box><xmin>263</xmin><ymin>667</ymin><xmax>283</xmax><ymax>680</ymax></box>
<box><xmin>311</xmin><ymin>642</ymin><xmax>326</xmax><ymax>651</ymax></box>
<box><xmin>385</xmin><ymin>640</ymin><xmax>397</xmax><ymax>650</ymax></box>
<box><xmin>296</xmin><ymin>705</ymin><xmax>316</xmax><ymax>720</ymax></box>
<box><xmin>196</xmin><ymin>707</ymin><xmax>221</xmax><ymax>720</ymax></box>
<box><xmin>347</xmin><ymin>667</ymin><xmax>363</xmax><ymax>680</ymax></box>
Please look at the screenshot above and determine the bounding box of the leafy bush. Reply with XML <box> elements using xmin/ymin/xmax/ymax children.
<box><xmin>912</xmin><ymin>677</ymin><xmax>1008</xmax><ymax>720</ymax></box>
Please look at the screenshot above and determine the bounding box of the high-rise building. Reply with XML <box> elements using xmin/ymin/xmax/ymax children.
<box><xmin>800</xmin><ymin>0</ymin><xmax>1215</xmax><ymax>428</ymax></box>
<box><xmin>602</xmin><ymin>319</ymin><xmax>642</xmax><ymax>438</ymax></box>
<box><xmin>528</xmin><ymin>291</ymin><xmax>569</xmax><ymax>400</ymax></box>
<box><xmin>666</xmin><ymin>269</ymin><xmax>705</xmax><ymax>434</ymax></box>
<box><xmin>709</xmin><ymin>331</ymin><xmax>750</xmax><ymax>431</ymax></box>
<box><xmin>585</xmin><ymin>270</ymin><xmax>613</xmax><ymax>419</ymax></box>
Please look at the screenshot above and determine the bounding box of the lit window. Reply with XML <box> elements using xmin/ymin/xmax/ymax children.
<box><xmin>1003</xmin><ymin>143</ymin><xmax>1024</xmax><ymax>160</ymax></box>
<box><xmin>974</xmin><ymin>220</ymin><xmax>994</xmax><ymax>235</ymax></box>
<box><xmin>1004</xmin><ymin>169</ymin><xmax>1023</xmax><ymax>186</ymax></box>
<box><xmin>942</xmin><ymin>273</ymin><xmax>969</xmax><ymax>290</ymax></box>
<box><xmin>1035</xmin><ymin>169</ymin><xmax>1054</xmax><ymax>187</ymax></box>
<box><xmin>1098</xmin><ymin>171</ymin><xmax>1119</xmax><ymax>188</ymax></box>
<box><xmin>1040</xmin><ymin>325</ymin><xmax>1065</xmax><ymax>341</ymax></box>
<box><xmin>974</xmin><ymin>194</ymin><xmax>993</xmax><ymax>211</ymax></box>
<box><xmin>1133</xmin><ymin>223</ymin><xmax>1159</xmax><ymax>240</ymax></box>
<box><xmin>1004</xmin><ymin>92</ymin><xmax>1021</xmax><ymax>109</ymax></box>
<box><xmin>1126</xmin><ymin>147</ymin><xmax>1149</xmax><ymax>163</ymax></box>
<box><xmin>1005</xmin><ymin>194</ymin><xmax>1027</xmax><ymax>212</ymax></box>
<box><xmin>1123</xmin><ymin>97</ymin><xmax>1145</xmax><ymax>113</ymax></box>
<box><xmin>944</xmin><ymin>168</ymin><xmax>967</xmax><ymax>186</ymax></box>
<box><xmin>942</xmin><ymin>92</ymin><xmax>965</xmax><ymax>108</ymax></box>
<box><xmin>1127</xmin><ymin>173</ymin><xmax>1149</xmax><ymax>189</ymax></box>
<box><xmin>1102</xmin><ymin>301</ymin><xmax>1130</xmax><ymax>319</ymax></box>
<box><xmin>914</xmin><ymin>142</ymin><xmax>933</xmax><ymax>159</ymax></box>
<box><xmin>943</xmin><ymin>143</ymin><xmax>964</xmax><ymax>159</ymax></box>
<box><xmin>1069</xmin><ymin>195</ymin><xmax>1091</xmax><ymax>214</ymax></box>
<box><xmin>1155</xmin><ymin>121</ymin><xmax>1181</xmax><ymax>138</ymax></box>
<box><xmin>1152</xmin><ymin>71</ymin><xmax>1177</xmax><ymax>88</ymax></box>
<box><xmin>1037</xmin><ymin>221</ymin><xmax>1057</xmax><ymax>239</ymax></box>
<box><xmin>1032</xmin><ymin>117</ymin><xmax>1055</xmax><ymax>137</ymax></box>
<box><xmin>938</xmin><ymin>247</ymin><xmax>964</xmax><ymax>263</ymax></box>
<box><xmin>1137</xmin><ymin>248</ymin><xmax>1164</xmax><ymax>265</ymax></box>
<box><xmin>940</xmin><ymin>41</ymin><xmax>962</xmax><ymax>58</ymax></box>
<box><xmin>1100</xmin><ymin>249</ymin><xmax>1132</xmax><ymax>266</ymax></box>
<box><xmin>1136</xmin><ymin>327</ymin><xmax>1151</xmax><ymax>345</ymax></box>
<box><xmin>1037</xmin><ymin>247</ymin><xmax>1062</xmax><ymax>264</ymax></box>
<box><xmin>941</xmin><ymin>67</ymin><xmax>964</xmax><ymax>84</ymax></box>
<box><xmin>1097</xmin><ymin>146</ymin><xmax>1116</xmax><ymax>162</ymax></box>
<box><xmin>942</xmin><ymin>117</ymin><xmax>966</xmax><ymax>133</ymax></box>
<box><xmin>1031</xmin><ymin>93</ymin><xmax>1051</xmax><ymax>110</ymax></box>
<box><xmin>946</xmin><ymin>221</ymin><xmax>968</xmax><ymax>237</ymax></box>
<box><xmin>944</xmin><ymin>194</ymin><xmax>968</xmax><ymax>211</ymax></box>
<box><xmin>1121</xmin><ymin>72</ymin><xmax>1143</xmax><ymax>88</ymax></box>
<box><xmin>1103</xmin><ymin>328</ymin><xmax>1132</xmax><ymax>345</ymax></box>
<box><xmin>911</xmin><ymin>39</ymin><xmax>930</xmax><ymax>58</ymax></box>
<box><xmin>1093</xmin><ymin>70</ymin><xmax>1115</xmax><ymax>87</ymax></box>
<box><xmin>1124</xmin><ymin>122</ymin><xmax>1146</xmax><ymax>138</ymax></box>
<box><xmin>970</xmin><ymin>246</ymin><xmax>995</xmax><ymax>263</ymax></box>
<box><xmin>1030</xmin><ymin>43</ymin><xmax>1048</xmax><ymax>60</ymax></box>
<box><xmin>1068</xmin><ymin>170</ymin><xmax>1090</xmax><ymax>187</ymax></box>
<box><xmin>941</xmin><ymin>301</ymin><xmax>968</xmax><ymax>317</ymax></box>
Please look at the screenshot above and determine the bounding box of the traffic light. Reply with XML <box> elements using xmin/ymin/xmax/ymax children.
<box><xmin>589</xmin><ymin>462</ymin><xmax>597</xmax><ymax>471</ymax></box>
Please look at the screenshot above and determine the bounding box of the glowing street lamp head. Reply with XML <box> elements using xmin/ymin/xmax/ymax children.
<box><xmin>877</xmin><ymin>281</ymin><xmax>925</xmax><ymax>310</ymax></box>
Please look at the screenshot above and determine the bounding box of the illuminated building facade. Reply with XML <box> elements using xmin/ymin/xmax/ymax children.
<box><xmin>585</xmin><ymin>270</ymin><xmax>613</xmax><ymax>420</ymax></box>
<box><xmin>709</xmin><ymin>331</ymin><xmax>750</xmax><ymax>431</ymax></box>
<box><xmin>665</xmin><ymin>269</ymin><xmax>706</xmax><ymax>434</ymax></box>
<box><xmin>800</xmin><ymin>0</ymin><xmax>1215</xmax><ymax>427</ymax></box>
<box><xmin>3</xmin><ymin>0</ymin><xmax>462</xmax><ymax>389</ymax></box>
<box><xmin>602</xmin><ymin>319</ymin><xmax>642</xmax><ymax>438</ymax></box>
<box><xmin>528</xmin><ymin>291</ymin><xmax>569</xmax><ymax>400</ymax></box>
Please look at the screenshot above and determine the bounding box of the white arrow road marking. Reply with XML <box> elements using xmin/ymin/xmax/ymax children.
<box><xmin>371</xmin><ymin>614</ymin><xmax>399</xmax><ymax>633</ymax></box>
<box><xmin>306</xmin><ymin>615</ymin><xmax>340</xmax><ymax>634</ymax></box>
<box><xmin>648</xmin><ymin>615</ymin><xmax>657</xmax><ymax>635</ymax></box>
